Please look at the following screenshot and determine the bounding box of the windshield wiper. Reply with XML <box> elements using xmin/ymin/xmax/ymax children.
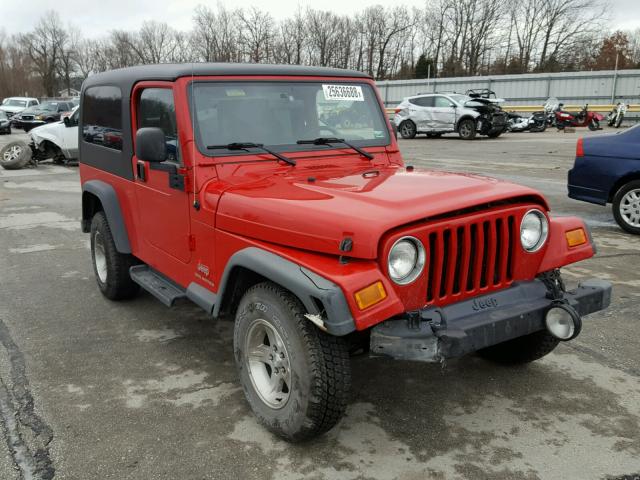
<box><xmin>207</xmin><ymin>142</ymin><xmax>296</xmax><ymax>166</ymax></box>
<box><xmin>296</xmin><ymin>137</ymin><xmax>374</xmax><ymax>160</ymax></box>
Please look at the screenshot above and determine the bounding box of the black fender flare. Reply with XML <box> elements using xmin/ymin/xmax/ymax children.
<box><xmin>214</xmin><ymin>247</ymin><xmax>356</xmax><ymax>336</ymax></box>
<box><xmin>81</xmin><ymin>180</ymin><xmax>131</xmax><ymax>253</ymax></box>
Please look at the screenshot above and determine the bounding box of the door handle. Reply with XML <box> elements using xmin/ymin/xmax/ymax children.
<box><xmin>137</xmin><ymin>161</ymin><xmax>146</xmax><ymax>181</ymax></box>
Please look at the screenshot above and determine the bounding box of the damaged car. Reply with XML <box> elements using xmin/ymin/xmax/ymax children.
<box><xmin>0</xmin><ymin>106</ymin><xmax>78</xmax><ymax>170</ymax></box>
<box><xmin>394</xmin><ymin>89</ymin><xmax>509</xmax><ymax>140</ymax></box>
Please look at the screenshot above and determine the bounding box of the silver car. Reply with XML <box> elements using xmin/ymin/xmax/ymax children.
<box><xmin>393</xmin><ymin>93</ymin><xmax>508</xmax><ymax>140</ymax></box>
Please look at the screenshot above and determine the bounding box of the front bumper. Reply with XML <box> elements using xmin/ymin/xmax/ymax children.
<box><xmin>370</xmin><ymin>278</ymin><xmax>611</xmax><ymax>362</ymax></box>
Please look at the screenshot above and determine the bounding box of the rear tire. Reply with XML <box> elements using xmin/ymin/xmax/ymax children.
<box><xmin>234</xmin><ymin>282</ymin><xmax>351</xmax><ymax>442</ymax></box>
<box><xmin>0</xmin><ymin>141</ymin><xmax>31</xmax><ymax>170</ymax></box>
<box><xmin>612</xmin><ymin>180</ymin><xmax>640</xmax><ymax>235</ymax></box>
<box><xmin>399</xmin><ymin>120</ymin><xmax>417</xmax><ymax>139</ymax></box>
<box><xmin>588</xmin><ymin>119</ymin><xmax>600</xmax><ymax>131</ymax></box>
<box><xmin>90</xmin><ymin>212</ymin><xmax>140</xmax><ymax>300</ymax></box>
<box><xmin>477</xmin><ymin>330</ymin><xmax>559</xmax><ymax>365</ymax></box>
<box><xmin>458</xmin><ymin>119</ymin><xmax>476</xmax><ymax>140</ymax></box>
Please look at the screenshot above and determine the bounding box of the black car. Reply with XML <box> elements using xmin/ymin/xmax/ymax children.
<box><xmin>0</xmin><ymin>110</ymin><xmax>10</xmax><ymax>134</ymax></box>
<box><xmin>11</xmin><ymin>101</ymin><xmax>75</xmax><ymax>132</ymax></box>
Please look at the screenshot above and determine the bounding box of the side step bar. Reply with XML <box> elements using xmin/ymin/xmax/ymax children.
<box><xmin>130</xmin><ymin>265</ymin><xmax>187</xmax><ymax>307</ymax></box>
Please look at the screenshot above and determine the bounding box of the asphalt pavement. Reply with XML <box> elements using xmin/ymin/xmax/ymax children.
<box><xmin>0</xmin><ymin>129</ymin><xmax>638</xmax><ymax>480</ymax></box>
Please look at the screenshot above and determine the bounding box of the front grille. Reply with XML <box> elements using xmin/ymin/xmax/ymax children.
<box><xmin>424</xmin><ymin>212</ymin><xmax>516</xmax><ymax>304</ymax></box>
<box><xmin>21</xmin><ymin>115</ymin><xmax>34</xmax><ymax>120</ymax></box>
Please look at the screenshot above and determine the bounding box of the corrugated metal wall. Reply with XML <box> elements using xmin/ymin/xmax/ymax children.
<box><xmin>377</xmin><ymin>70</ymin><xmax>640</xmax><ymax>107</ymax></box>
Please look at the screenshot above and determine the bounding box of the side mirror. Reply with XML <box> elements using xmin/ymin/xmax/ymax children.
<box><xmin>135</xmin><ymin>127</ymin><xmax>166</xmax><ymax>163</ymax></box>
<box><xmin>63</xmin><ymin>117</ymin><xmax>70</xmax><ymax>127</ymax></box>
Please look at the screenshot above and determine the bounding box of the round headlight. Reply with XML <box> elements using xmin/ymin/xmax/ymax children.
<box><xmin>520</xmin><ymin>209</ymin><xmax>549</xmax><ymax>252</ymax></box>
<box><xmin>388</xmin><ymin>236</ymin><xmax>426</xmax><ymax>285</ymax></box>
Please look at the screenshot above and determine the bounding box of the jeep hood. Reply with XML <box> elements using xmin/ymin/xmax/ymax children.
<box><xmin>214</xmin><ymin>166</ymin><xmax>547</xmax><ymax>259</ymax></box>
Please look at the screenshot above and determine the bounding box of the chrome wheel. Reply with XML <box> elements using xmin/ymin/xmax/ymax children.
<box><xmin>2</xmin><ymin>144</ymin><xmax>23</xmax><ymax>162</ymax></box>
<box><xmin>460</xmin><ymin>122</ymin><xmax>472</xmax><ymax>137</ymax></box>
<box><xmin>93</xmin><ymin>230</ymin><xmax>108</xmax><ymax>283</ymax></box>
<box><xmin>399</xmin><ymin>121</ymin><xmax>416</xmax><ymax>138</ymax></box>
<box><xmin>619</xmin><ymin>188</ymin><xmax>640</xmax><ymax>228</ymax></box>
<box><xmin>244</xmin><ymin>319</ymin><xmax>291</xmax><ymax>409</ymax></box>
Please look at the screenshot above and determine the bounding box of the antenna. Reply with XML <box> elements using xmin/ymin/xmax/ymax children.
<box><xmin>191</xmin><ymin>63</ymin><xmax>199</xmax><ymax>210</ymax></box>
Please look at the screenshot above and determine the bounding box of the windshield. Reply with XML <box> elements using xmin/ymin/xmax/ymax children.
<box><xmin>449</xmin><ymin>94</ymin><xmax>470</xmax><ymax>105</ymax></box>
<box><xmin>39</xmin><ymin>102</ymin><xmax>59</xmax><ymax>111</ymax></box>
<box><xmin>5</xmin><ymin>99</ymin><xmax>27</xmax><ymax>107</ymax></box>
<box><xmin>191</xmin><ymin>81</ymin><xmax>389</xmax><ymax>155</ymax></box>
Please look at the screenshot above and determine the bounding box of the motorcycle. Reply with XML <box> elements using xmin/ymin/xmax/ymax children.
<box><xmin>554</xmin><ymin>103</ymin><xmax>604</xmax><ymax>131</ymax></box>
<box><xmin>606</xmin><ymin>102</ymin><xmax>628</xmax><ymax>128</ymax></box>
<box><xmin>507</xmin><ymin>111</ymin><xmax>547</xmax><ymax>132</ymax></box>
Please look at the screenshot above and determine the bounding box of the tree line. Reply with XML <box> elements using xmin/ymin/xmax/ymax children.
<box><xmin>1</xmin><ymin>0</ymin><xmax>639</xmax><ymax>99</ymax></box>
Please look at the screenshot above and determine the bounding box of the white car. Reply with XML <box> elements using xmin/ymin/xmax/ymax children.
<box><xmin>29</xmin><ymin>106</ymin><xmax>79</xmax><ymax>162</ymax></box>
<box><xmin>0</xmin><ymin>97</ymin><xmax>40</xmax><ymax>118</ymax></box>
<box><xmin>393</xmin><ymin>92</ymin><xmax>508</xmax><ymax>140</ymax></box>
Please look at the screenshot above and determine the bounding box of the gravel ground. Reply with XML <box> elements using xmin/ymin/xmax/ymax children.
<box><xmin>0</xmin><ymin>128</ymin><xmax>638</xmax><ymax>480</ymax></box>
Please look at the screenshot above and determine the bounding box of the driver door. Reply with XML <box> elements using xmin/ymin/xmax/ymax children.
<box><xmin>433</xmin><ymin>96</ymin><xmax>456</xmax><ymax>129</ymax></box>
<box><xmin>133</xmin><ymin>84</ymin><xmax>192</xmax><ymax>264</ymax></box>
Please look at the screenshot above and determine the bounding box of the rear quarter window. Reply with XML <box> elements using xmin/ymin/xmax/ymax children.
<box><xmin>409</xmin><ymin>96</ymin><xmax>434</xmax><ymax>107</ymax></box>
<box><xmin>82</xmin><ymin>86</ymin><xmax>123</xmax><ymax>151</ymax></box>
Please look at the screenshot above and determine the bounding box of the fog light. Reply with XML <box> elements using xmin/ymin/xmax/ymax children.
<box><xmin>545</xmin><ymin>303</ymin><xmax>581</xmax><ymax>340</ymax></box>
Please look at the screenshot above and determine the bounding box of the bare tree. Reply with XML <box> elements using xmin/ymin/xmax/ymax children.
<box><xmin>238</xmin><ymin>7</ymin><xmax>275</xmax><ymax>63</ymax></box>
<box><xmin>19</xmin><ymin>11</ymin><xmax>66</xmax><ymax>96</ymax></box>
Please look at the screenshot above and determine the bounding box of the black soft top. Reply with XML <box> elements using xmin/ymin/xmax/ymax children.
<box><xmin>82</xmin><ymin>63</ymin><xmax>371</xmax><ymax>92</ymax></box>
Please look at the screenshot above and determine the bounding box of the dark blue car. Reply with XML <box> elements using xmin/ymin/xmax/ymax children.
<box><xmin>568</xmin><ymin>125</ymin><xmax>640</xmax><ymax>234</ymax></box>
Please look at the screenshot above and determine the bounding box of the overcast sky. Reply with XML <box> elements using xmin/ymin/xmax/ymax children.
<box><xmin>1</xmin><ymin>0</ymin><xmax>640</xmax><ymax>38</ymax></box>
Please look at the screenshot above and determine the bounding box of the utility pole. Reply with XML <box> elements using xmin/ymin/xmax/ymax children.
<box><xmin>611</xmin><ymin>51</ymin><xmax>619</xmax><ymax>103</ymax></box>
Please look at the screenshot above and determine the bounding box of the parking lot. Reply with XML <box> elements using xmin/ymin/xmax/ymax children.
<box><xmin>0</xmin><ymin>129</ymin><xmax>638</xmax><ymax>479</ymax></box>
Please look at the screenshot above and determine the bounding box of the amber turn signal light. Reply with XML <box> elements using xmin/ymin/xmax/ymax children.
<box><xmin>354</xmin><ymin>281</ymin><xmax>387</xmax><ymax>310</ymax></box>
<box><xmin>566</xmin><ymin>228</ymin><xmax>587</xmax><ymax>247</ymax></box>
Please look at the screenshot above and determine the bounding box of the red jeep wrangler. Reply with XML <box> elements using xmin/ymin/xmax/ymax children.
<box><xmin>79</xmin><ymin>64</ymin><xmax>611</xmax><ymax>441</ymax></box>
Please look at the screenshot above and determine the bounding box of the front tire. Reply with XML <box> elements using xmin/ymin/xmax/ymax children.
<box><xmin>90</xmin><ymin>212</ymin><xmax>140</xmax><ymax>300</ymax></box>
<box><xmin>612</xmin><ymin>180</ymin><xmax>640</xmax><ymax>235</ymax></box>
<box><xmin>234</xmin><ymin>282</ymin><xmax>351</xmax><ymax>442</ymax></box>
<box><xmin>477</xmin><ymin>330</ymin><xmax>559</xmax><ymax>365</ymax></box>
<box><xmin>398</xmin><ymin>120</ymin><xmax>417</xmax><ymax>139</ymax></box>
<box><xmin>588</xmin><ymin>118</ymin><xmax>600</xmax><ymax>131</ymax></box>
<box><xmin>458</xmin><ymin>119</ymin><xmax>476</xmax><ymax>140</ymax></box>
<box><xmin>615</xmin><ymin>114</ymin><xmax>624</xmax><ymax>128</ymax></box>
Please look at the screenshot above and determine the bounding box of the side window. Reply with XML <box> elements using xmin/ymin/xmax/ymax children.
<box><xmin>137</xmin><ymin>88</ymin><xmax>180</xmax><ymax>163</ymax></box>
<box><xmin>434</xmin><ymin>96</ymin><xmax>453</xmax><ymax>108</ymax></box>
<box><xmin>29</xmin><ymin>100</ymin><xmax>38</xmax><ymax>107</ymax></box>
<box><xmin>82</xmin><ymin>86</ymin><xmax>122</xmax><ymax>151</ymax></box>
<box><xmin>409</xmin><ymin>96</ymin><xmax>434</xmax><ymax>107</ymax></box>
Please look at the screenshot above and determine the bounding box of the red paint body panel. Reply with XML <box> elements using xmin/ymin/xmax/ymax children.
<box><xmin>79</xmin><ymin>71</ymin><xmax>597</xmax><ymax>334</ymax></box>
<box><xmin>538</xmin><ymin>217</ymin><xmax>595</xmax><ymax>272</ymax></box>
<box><xmin>215</xmin><ymin>165</ymin><xmax>548</xmax><ymax>259</ymax></box>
